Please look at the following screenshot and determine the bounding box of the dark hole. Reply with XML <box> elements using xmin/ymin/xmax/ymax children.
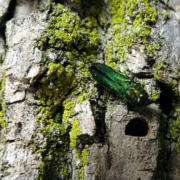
<box><xmin>125</xmin><ymin>118</ymin><xmax>149</xmax><ymax>137</ymax></box>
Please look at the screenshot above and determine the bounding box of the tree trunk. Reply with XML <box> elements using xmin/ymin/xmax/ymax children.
<box><xmin>0</xmin><ymin>0</ymin><xmax>180</xmax><ymax>180</ymax></box>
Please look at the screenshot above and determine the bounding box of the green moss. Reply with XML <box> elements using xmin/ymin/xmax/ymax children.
<box><xmin>106</xmin><ymin>0</ymin><xmax>158</xmax><ymax>66</ymax></box>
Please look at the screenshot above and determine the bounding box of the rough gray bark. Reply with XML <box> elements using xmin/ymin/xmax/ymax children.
<box><xmin>0</xmin><ymin>1</ymin><xmax>48</xmax><ymax>179</ymax></box>
<box><xmin>0</xmin><ymin>0</ymin><xmax>180</xmax><ymax>180</ymax></box>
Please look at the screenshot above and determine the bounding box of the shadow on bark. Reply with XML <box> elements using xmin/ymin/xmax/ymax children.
<box><xmin>152</xmin><ymin>82</ymin><xmax>174</xmax><ymax>180</ymax></box>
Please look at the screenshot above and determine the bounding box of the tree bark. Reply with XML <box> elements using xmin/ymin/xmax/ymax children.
<box><xmin>0</xmin><ymin>0</ymin><xmax>180</xmax><ymax>180</ymax></box>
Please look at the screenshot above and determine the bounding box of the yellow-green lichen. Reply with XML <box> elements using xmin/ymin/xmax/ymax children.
<box><xmin>147</xmin><ymin>43</ymin><xmax>161</xmax><ymax>57</ymax></box>
<box><xmin>46</xmin><ymin>4</ymin><xmax>99</xmax><ymax>53</ymax></box>
<box><xmin>169</xmin><ymin>105</ymin><xmax>180</xmax><ymax>155</ymax></box>
<box><xmin>75</xmin><ymin>146</ymin><xmax>89</xmax><ymax>180</ymax></box>
<box><xmin>153</xmin><ymin>63</ymin><xmax>164</xmax><ymax>80</ymax></box>
<box><xmin>70</xmin><ymin>117</ymin><xmax>88</xmax><ymax>180</ymax></box>
<box><xmin>0</xmin><ymin>73</ymin><xmax>7</xmax><ymax>129</ymax></box>
<box><xmin>162</xmin><ymin>12</ymin><xmax>169</xmax><ymax>20</ymax></box>
<box><xmin>150</xmin><ymin>89</ymin><xmax>160</xmax><ymax>101</ymax></box>
<box><xmin>106</xmin><ymin>0</ymin><xmax>159</xmax><ymax>67</ymax></box>
<box><xmin>2</xmin><ymin>172</ymin><xmax>10</xmax><ymax>177</ymax></box>
<box><xmin>0</xmin><ymin>167</ymin><xmax>10</xmax><ymax>178</ymax></box>
<box><xmin>34</xmin><ymin>62</ymin><xmax>76</xmax><ymax>179</ymax></box>
<box><xmin>62</xmin><ymin>100</ymin><xmax>76</xmax><ymax>126</ymax></box>
<box><xmin>35</xmin><ymin>2</ymin><xmax>99</xmax><ymax>179</ymax></box>
<box><xmin>37</xmin><ymin>63</ymin><xmax>76</xmax><ymax>106</ymax></box>
<box><xmin>77</xmin><ymin>93</ymin><xmax>89</xmax><ymax>104</ymax></box>
<box><xmin>70</xmin><ymin>118</ymin><xmax>81</xmax><ymax>149</ymax></box>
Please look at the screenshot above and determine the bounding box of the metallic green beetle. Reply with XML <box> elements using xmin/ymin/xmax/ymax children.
<box><xmin>90</xmin><ymin>63</ymin><xmax>150</xmax><ymax>107</ymax></box>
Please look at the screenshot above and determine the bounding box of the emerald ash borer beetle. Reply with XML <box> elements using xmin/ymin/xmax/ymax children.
<box><xmin>89</xmin><ymin>63</ymin><xmax>150</xmax><ymax>107</ymax></box>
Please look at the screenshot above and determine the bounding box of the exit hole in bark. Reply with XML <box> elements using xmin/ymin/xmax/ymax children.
<box><xmin>125</xmin><ymin>118</ymin><xmax>149</xmax><ymax>137</ymax></box>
